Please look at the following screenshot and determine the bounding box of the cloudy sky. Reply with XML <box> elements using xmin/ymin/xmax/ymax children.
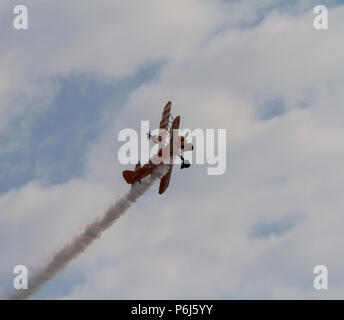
<box><xmin>1</xmin><ymin>0</ymin><xmax>344</xmax><ymax>299</ymax></box>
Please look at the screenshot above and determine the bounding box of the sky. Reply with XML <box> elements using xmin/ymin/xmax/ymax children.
<box><xmin>1</xmin><ymin>0</ymin><xmax>344</xmax><ymax>299</ymax></box>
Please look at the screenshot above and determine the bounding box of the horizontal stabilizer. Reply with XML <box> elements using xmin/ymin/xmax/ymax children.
<box><xmin>122</xmin><ymin>170</ymin><xmax>135</xmax><ymax>184</ymax></box>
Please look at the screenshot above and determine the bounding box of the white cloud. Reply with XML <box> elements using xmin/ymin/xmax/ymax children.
<box><xmin>0</xmin><ymin>0</ymin><xmax>219</xmax><ymax>150</ymax></box>
<box><xmin>1</xmin><ymin>0</ymin><xmax>344</xmax><ymax>299</ymax></box>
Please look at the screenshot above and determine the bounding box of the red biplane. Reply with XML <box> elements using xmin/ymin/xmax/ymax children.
<box><xmin>122</xmin><ymin>101</ymin><xmax>193</xmax><ymax>194</ymax></box>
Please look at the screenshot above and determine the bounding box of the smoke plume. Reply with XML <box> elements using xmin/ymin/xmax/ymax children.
<box><xmin>7</xmin><ymin>166</ymin><xmax>168</xmax><ymax>300</ymax></box>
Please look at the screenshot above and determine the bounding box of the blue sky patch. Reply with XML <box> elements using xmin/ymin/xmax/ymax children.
<box><xmin>250</xmin><ymin>218</ymin><xmax>296</xmax><ymax>239</ymax></box>
<box><xmin>0</xmin><ymin>64</ymin><xmax>162</xmax><ymax>194</ymax></box>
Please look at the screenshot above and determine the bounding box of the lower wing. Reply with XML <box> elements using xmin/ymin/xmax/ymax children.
<box><xmin>158</xmin><ymin>165</ymin><xmax>173</xmax><ymax>194</ymax></box>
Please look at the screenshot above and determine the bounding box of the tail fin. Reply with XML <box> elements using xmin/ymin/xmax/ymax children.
<box><xmin>135</xmin><ymin>161</ymin><xmax>141</xmax><ymax>171</ymax></box>
<box><xmin>122</xmin><ymin>170</ymin><xmax>135</xmax><ymax>184</ymax></box>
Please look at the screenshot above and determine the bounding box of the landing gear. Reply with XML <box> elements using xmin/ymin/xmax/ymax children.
<box><xmin>181</xmin><ymin>161</ymin><xmax>190</xmax><ymax>169</ymax></box>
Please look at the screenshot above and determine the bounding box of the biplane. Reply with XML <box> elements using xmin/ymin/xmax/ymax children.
<box><xmin>122</xmin><ymin>101</ymin><xmax>193</xmax><ymax>194</ymax></box>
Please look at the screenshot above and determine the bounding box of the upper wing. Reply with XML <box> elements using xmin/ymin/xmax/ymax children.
<box><xmin>159</xmin><ymin>101</ymin><xmax>172</xmax><ymax>130</ymax></box>
<box><xmin>158</xmin><ymin>165</ymin><xmax>173</xmax><ymax>194</ymax></box>
<box><xmin>158</xmin><ymin>101</ymin><xmax>172</xmax><ymax>146</ymax></box>
<box><xmin>169</xmin><ymin>115</ymin><xmax>180</xmax><ymax>136</ymax></box>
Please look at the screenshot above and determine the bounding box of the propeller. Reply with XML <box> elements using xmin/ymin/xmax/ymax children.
<box><xmin>147</xmin><ymin>131</ymin><xmax>159</xmax><ymax>144</ymax></box>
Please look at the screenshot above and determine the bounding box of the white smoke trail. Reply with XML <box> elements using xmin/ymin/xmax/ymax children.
<box><xmin>7</xmin><ymin>166</ymin><xmax>169</xmax><ymax>300</ymax></box>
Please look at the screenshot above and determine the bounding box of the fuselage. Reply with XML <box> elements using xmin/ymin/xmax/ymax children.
<box><xmin>122</xmin><ymin>113</ymin><xmax>193</xmax><ymax>186</ymax></box>
<box><xmin>131</xmin><ymin>140</ymin><xmax>178</xmax><ymax>183</ymax></box>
